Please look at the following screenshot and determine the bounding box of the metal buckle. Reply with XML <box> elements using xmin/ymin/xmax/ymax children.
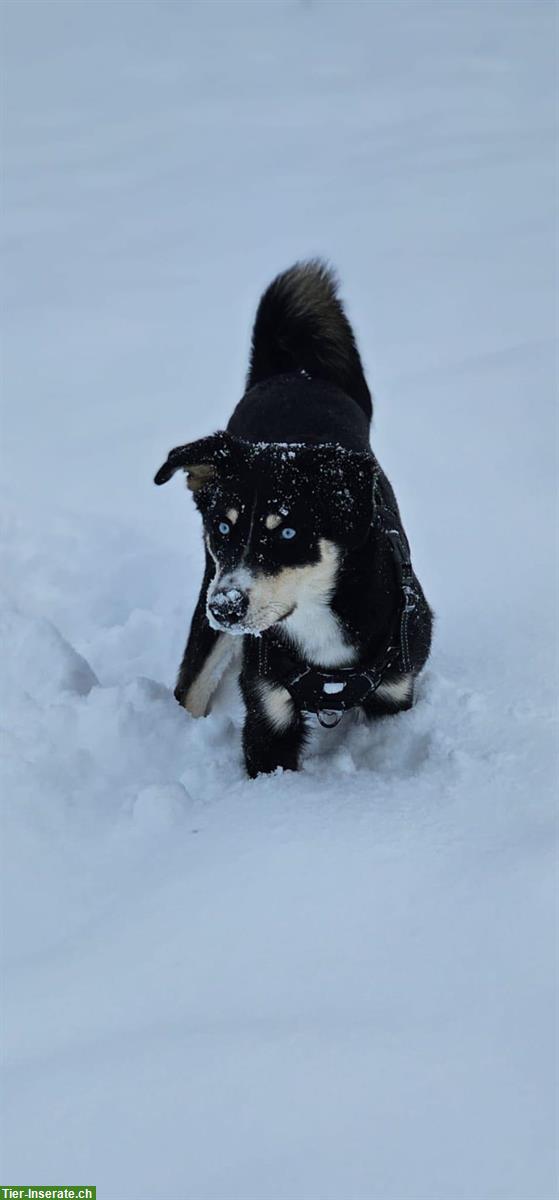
<box><xmin>317</xmin><ymin>709</ymin><xmax>344</xmax><ymax>728</ymax></box>
<box><xmin>402</xmin><ymin>582</ymin><xmax>417</xmax><ymax>613</ymax></box>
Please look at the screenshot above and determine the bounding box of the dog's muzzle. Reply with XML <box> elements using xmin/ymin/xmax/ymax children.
<box><xmin>208</xmin><ymin>587</ymin><xmax>249</xmax><ymax>629</ymax></box>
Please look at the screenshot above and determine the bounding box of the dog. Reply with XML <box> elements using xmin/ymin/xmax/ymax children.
<box><xmin>155</xmin><ymin>261</ymin><xmax>432</xmax><ymax>777</ymax></box>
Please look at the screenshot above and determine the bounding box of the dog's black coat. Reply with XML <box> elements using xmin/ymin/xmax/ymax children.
<box><xmin>155</xmin><ymin>261</ymin><xmax>432</xmax><ymax>777</ymax></box>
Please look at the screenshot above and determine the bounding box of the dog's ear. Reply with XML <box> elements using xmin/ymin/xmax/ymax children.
<box><xmin>154</xmin><ymin>432</ymin><xmax>232</xmax><ymax>492</ymax></box>
<box><xmin>311</xmin><ymin>445</ymin><xmax>376</xmax><ymax>544</ymax></box>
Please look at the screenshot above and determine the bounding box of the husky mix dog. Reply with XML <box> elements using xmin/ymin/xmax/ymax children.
<box><xmin>155</xmin><ymin>262</ymin><xmax>432</xmax><ymax>777</ymax></box>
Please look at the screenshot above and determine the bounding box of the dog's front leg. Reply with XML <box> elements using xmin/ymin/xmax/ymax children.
<box><xmin>240</xmin><ymin>668</ymin><xmax>308</xmax><ymax>778</ymax></box>
<box><xmin>175</xmin><ymin>548</ymin><xmax>232</xmax><ymax>717</ymax></box>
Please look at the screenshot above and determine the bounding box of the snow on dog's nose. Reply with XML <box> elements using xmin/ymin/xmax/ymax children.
<box><xmin>208</xmin><ymin>587</ymin><xmax>249</xmax><ymax>629</ymax></box>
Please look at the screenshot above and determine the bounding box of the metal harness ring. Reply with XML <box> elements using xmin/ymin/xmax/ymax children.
<box><xmin>317</xmin><ymin>709</ymin><xmax>344</xmax><ymax>729</ymax></box>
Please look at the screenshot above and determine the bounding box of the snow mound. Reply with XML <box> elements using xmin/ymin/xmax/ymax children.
<box><xmin>0</xmin><ymin>606</ymin><xmax>98</xmax><ymax>703</ymax></box>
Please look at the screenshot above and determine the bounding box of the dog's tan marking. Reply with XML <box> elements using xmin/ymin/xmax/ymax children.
<box><xmin>226</xmin><ymin>507</ymin><xmax>239</xmax><ymax>525</ymax></box>
<box><xmin>185</xmin><ymin>464</ymin><xmax>216</xmax><ymax>493</ymax></box>
<box><xmin>256</xmin><ymin>680</ymin><xmax>294</xmax><ymax>731</ymax></box>
<box><xmin>265</xmin><ymin>513</ymin><xmax>282</xmax><ymax>531</ymax></box>
<box><xmin>375</xmin><ymin>674</ymin><xmax>413</xmax><ymax>705</ymax></box>
<box><xmin>182</xmin><ymin>633</ymin><xmax>235</xmax><ymax>717</ymax></box>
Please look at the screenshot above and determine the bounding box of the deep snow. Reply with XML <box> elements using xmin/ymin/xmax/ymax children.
<box><xmin>1</xmin><ymin>2</ymin><xmax>557</xmax><ymax>1198</ymax></box>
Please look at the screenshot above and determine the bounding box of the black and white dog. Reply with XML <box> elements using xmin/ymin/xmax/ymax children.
<box><xmin>155</xmin><ymin>262</ymin><xmax>432</xmax><ymax>777</ymax></box>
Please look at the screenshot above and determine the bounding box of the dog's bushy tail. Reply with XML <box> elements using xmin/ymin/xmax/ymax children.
<box><xmin>246</xmin><ymin>260</ymin><xmax>372</xmax><ymax>420</ymax></box>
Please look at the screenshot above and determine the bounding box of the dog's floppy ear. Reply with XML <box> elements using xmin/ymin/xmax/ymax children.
<box><xmin>154</xmin><ymin>432</ymin><xmax>231</xmax><ymax>492</ymax></box>
<box><xmin>310</xmin><ymin>445</ymin><xmax>376</xmax><ymax>544</ymax></box>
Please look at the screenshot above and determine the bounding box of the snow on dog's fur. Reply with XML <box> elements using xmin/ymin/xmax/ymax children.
<box><xmin>155</xmin><ymin>261</ymin><xmax>432</xmax><ymax>776</ymax></box>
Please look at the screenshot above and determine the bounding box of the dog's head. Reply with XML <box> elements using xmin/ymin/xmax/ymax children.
<box><xmin>155</xmin><ymin>433</ymin><xmax>375</xmax><ymax>635</ymax></box>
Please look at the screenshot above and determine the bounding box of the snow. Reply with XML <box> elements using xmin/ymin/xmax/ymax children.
<box><xmin>1</xmin><ymin>2</ymin><xmax>556</xmax><ymax>1198</ymax></box>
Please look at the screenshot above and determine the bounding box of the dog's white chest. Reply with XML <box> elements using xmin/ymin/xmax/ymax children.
<box><xmin>282</xmin><ymin>598</ymin><xmax>356</xmax><ymax>667</ymax></box>
<box><xmin>280</xmin><ymin>538</ymin><xmax>356</xmax><ymax>667</ymax></box>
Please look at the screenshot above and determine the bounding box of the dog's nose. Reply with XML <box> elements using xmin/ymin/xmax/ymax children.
<box><xmin>208</xmin><ymin>588</ymin><xmax>249</xmax><ymax>627</ymax></box>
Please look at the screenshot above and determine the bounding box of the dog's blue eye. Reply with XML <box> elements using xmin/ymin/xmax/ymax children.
<box><xmin>218</xmin><ymin>521</ymin><xmax>231</xmax><ymax>535</ymax></box>
<box><xmin>281</xmin><ymin>527</ymin><xmax>296</xmax><ymax>540</ymax></box>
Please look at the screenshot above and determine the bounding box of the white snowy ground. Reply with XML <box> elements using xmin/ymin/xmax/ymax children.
<box><xmin>1</xmin><ymin>2</ymin><xmax>557</xmax><ymax>1197</ymax></box>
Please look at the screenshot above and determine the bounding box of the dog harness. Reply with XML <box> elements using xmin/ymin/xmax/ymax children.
<box><xmin>258</xmin><ymin>477</ymin><xmax>423</xmax><ymax>727</ymax></box>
